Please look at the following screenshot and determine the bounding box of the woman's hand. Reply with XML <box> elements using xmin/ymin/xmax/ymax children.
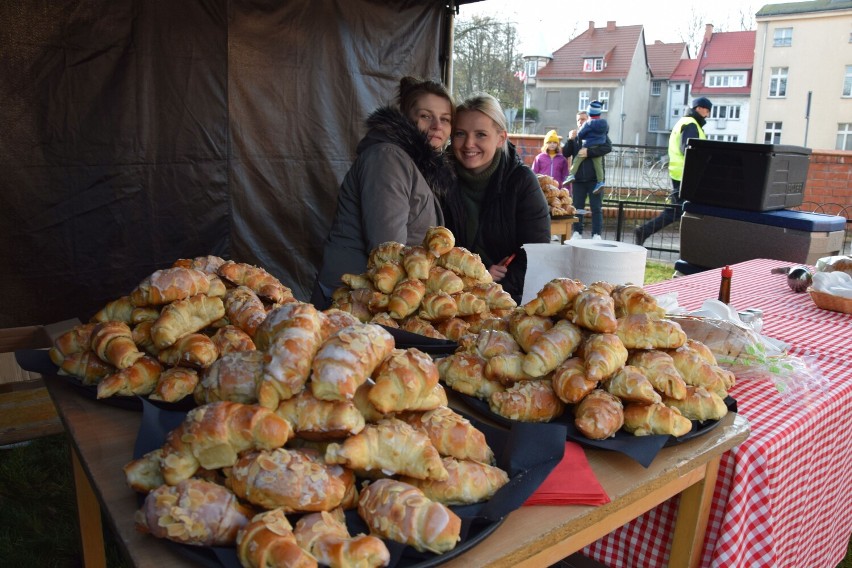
<box><xmin>488</xmin><ymin>263</ymin><xmax>508</xmax><ymax>282</ymax></box>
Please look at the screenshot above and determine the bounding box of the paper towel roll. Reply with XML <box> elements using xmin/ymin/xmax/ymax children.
<box><xmin>521</xmin><ymin>240</ymin><xmax>646</xmax><ymax>304</ymax></box>
<box><xmin>569</xmin><ymin>240</ymin><xmax>646</xmax><ymax>287</ymax></box>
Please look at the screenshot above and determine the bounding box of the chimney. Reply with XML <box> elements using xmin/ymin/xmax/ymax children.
<box><xmin>589</xmin><ymin>21</ymin><xmax>595</xmax><ymax>34</ymax></box>
<box><xmin>607</xmin><ymin>21</ymin><xmax>616</xmax><ymax>31</ymax></box>
<box><xmin>704</xmin><ymin>24</ymin><xmax>714</xmax><ymax>43</ymax></box>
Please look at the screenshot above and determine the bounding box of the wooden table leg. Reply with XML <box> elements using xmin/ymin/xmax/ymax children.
<box><xmin>668</xmin><ymin>454</ymin><xmax>721</xmax><ymax>568</ymax></box>
<box><xmin>71</xmin><ymin>449</ymin><xmax>106</xmax><ymax>568</ymax></box>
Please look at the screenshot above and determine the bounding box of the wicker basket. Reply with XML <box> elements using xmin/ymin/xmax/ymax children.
<box><xmin>807</xmin><ymin>288</ymin><xmax>852</xmax><ymax>315</ymax></box>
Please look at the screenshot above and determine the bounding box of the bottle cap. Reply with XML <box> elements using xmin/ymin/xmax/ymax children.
<box><xmin>722</xmin><ymin>265</ymin><xmax>733</xmax><ymax>277</ymax></box>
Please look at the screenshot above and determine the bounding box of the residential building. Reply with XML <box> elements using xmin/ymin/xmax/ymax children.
<box><xmin>530</xmin><ymin>21</ymin><xmax>652</xmax><ymax>145</ymax></box>
<box><xmin>691</xmin><ymin>25</ymin><xmax>756</xmax><ymax>145</ymax></box>
<box><xmin>749</xmin><ymin>0</ymin><xmax>852</xmax><ymax>149</ymax></box>
<box><xmin>646</xmin><ymin>41</ymin><xmax>691</xmax><ymax>147</ymax></box>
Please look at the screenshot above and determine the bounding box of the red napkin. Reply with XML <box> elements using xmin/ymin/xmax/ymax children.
<box><xmin>523</xmin><ymin>441</ymin><xmax>609</xmax><ymax>506</ymax></box>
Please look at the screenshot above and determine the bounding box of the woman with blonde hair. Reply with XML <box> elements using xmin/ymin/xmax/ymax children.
<box><xmin>532</xmin><ymin>130</ymin><xmax>569</xmax><ymax>189</ymax></box>
<box><xmin>440</xmin><ymin>93</ymin><xmax>550</xmax><ymax>303</ymax></box>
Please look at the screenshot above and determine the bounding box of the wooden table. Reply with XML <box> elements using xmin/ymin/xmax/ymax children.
<box><xmin>549</xmin><ymin>216</ymin><xmax>578</xmax><ymax>242</ymax></box>
<box><xmin>46</xmin><ymin>375</ymin><xmax>748</xmax><ymax>568</ymax></box>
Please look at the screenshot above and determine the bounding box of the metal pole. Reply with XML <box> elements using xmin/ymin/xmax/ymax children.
<box><xmin>521</xmin><ymin>78</ymin><xmax>527</xmax><ymax>134</ymax></box>
<box><xmin>804</xmin><ymin>90</ymin><xmax>812</xmax><ymax>147</ymax></box>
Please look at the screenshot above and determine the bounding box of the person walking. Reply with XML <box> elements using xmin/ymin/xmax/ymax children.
<box><xmin>562</xmin><ymin>110</ymin><xmax>612</xmax><ymax>240</ymax></box>
<box><xmin>635</xmin><ymin>97</ymin><xmax>712</xmax><ymax>244</ymax></box>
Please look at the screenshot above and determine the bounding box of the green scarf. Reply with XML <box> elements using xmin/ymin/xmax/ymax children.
<box><xmin>455</xmin><ymin>153</ymin><xmax>501</xmax><ymax>265</ymax></box>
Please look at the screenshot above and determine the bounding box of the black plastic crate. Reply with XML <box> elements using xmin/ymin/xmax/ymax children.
<box><xmin>679</xmin><ymin>139</ymin><xmax>810</xmax><ymax>212</ymax></box>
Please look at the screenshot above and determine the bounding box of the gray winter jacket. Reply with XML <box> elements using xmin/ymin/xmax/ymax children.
<box><xmin>312</xmin><ymin>106</ymin><xmax>454</xmax><ymax>307</ymax></box>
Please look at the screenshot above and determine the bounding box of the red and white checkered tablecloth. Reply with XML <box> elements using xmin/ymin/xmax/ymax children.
<box><xmin>582</xmin><ymin>258</ymin><xmax>852</xmax><ymax>568</ymax></box>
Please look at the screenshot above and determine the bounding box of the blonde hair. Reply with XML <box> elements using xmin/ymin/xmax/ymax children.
<box><xmin>456</xmin><ymin>93</ymin><xmax>509</xmax><ymax>154</ymax></box>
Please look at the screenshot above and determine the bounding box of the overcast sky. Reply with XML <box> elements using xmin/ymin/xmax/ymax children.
<box><xmin>458</xmin><ymin>0</ymin><xmax>801</xmax><ymax>54</ymax></box>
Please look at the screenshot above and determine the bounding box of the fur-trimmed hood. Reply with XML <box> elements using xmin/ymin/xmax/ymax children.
<box><xmin>357</xmin><ymin>106</ymin><xmax>455</xmax><ymax>197</ymax></box>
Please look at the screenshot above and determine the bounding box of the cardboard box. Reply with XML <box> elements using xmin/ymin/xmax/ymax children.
<box><xmin>679</xmin><ymin>203</ymin><xmax>846</xmax><ymax>268</ymax></box>
<box><xmin>0</xmin><ymin>319</ymin><xmax>79</xmax><ymax>445</ymax></box>
<box><xmin>680</xmin><ymin>139</ymin><xmax>810</xmax><ymax>212</ymax></box>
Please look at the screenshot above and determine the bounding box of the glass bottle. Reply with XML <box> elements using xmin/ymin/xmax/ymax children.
<box><xmin>718</xmin><ymin>265</ymin><xmax>732</xmax><ymax>304</ymax></box>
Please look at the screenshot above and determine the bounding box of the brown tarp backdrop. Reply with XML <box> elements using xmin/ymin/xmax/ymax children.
<box><xmin>0</xmin><ymin>0</ymin><xmax>450</xmax><ymax>327</ymax></box>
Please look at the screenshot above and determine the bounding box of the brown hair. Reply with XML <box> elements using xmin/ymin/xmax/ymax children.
<box><xmin>397</xmin><ymin>76</ymin><xmax>455</xmax><ymax>121</ymax></box>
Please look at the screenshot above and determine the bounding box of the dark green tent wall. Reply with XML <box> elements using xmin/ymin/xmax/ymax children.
<box><xmin>0</xmin><ymin>0</ymin><xmax>452</xmax><ymax>326</ymax></box>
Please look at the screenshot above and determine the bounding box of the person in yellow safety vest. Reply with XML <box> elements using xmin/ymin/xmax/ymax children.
<box><xmin>634</xmin><ymin>97</ymin><xmax>712</xmax><ymax>245</ymax></box>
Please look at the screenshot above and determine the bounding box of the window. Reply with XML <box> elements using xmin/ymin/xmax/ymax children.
<box><xmin>837</xmin><ymin>123</ymin><xmax>852</xmax><ymax>150</ymax></box>
<box><xmin>711</xmin><ymin>105</ymin><xmax>741</xmax><ymax>120</ymax></box>
<box><xmin>844</xmin><ymin>66</ymin><xmax>852</xmax><ymax>97</ymax></box>
<box><xmin>545</xmin><ymin>90</ymin><xmax>560</xmax><ymax>111</ymax></box>
<box><xmin>525</xmin><ymin>59</ymin><xmax>538</xmax><ymax>79</ymax></box>
<box><xmin>708</xmin><ymin>134</ymin><xmax>739</xmax><ymax>142</ymax></box>
<box><xmin>597</xmin><ymin>90</ymin><xmax>609</xmax><ymax>111</ymax></box>
<box><xmin>769</xmin><ymin>67</ymin><xmax>787</xmax><ymax>97</ymax></box>
<box><xmin>773</xmin><ymin>27</ymin><xmax>793</xmax><ymax>47</ymax></box>
<box><xmin>583</xmin><ymin>58</ymin><xmax>604</xmax><ymax>72</ymax></box>
<box><xmin>764</xmin><ymin>122</ymin><xmax>783</xmax><ymax>144</ymax></box>
<box><xmin>674</xmin><ymin>83</ymin><xmax>682</xmax><ymax>91</ymax></box>
<box><xmin>706</xmin><ymin>72</ymin><xmax>746</xmax><ymax>88</ymax></box>
<box><xmin>578</xmin><ymin>91</ymin><xmax>589</xmax><ymax>111</ymax></box>
<box><xmin>651</xmin><ymin>81</ymin><xmax>662</xmax><ymax>96</ymax></box>
<box><xmin>649</xmin><ymin>116</ymin><xmax>660</xmax><ymax>130</ymax></box>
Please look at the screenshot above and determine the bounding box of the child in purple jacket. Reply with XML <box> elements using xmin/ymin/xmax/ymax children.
<box><xmin>532</xmin><ymin>129</ymin><xmax>570</xmax><ymax>189</ymax></box>
<box><xmin>565</xmin><ymin>100</ymin><xmax>608</xmax><ymax>193</ymax></box>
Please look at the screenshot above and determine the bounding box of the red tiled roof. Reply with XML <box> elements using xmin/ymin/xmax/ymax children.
<box><xmin>646</xmin><ymin>41</ymin><xmax>689</xmax><ymax>79</ymax></box>
<box><xmin>691</xmin><ymin>30</ymin><xmax>756</xmax><ymax>96</ymax></box>
<box><xmin>671</xmin><ymin>58</ymin><xmax>698</xmax><ymax>83</ymax></box>
<box><xmin>537</xmin><ymin>22</ymin><xmax>646</xmax><ymax>80</ymax></box>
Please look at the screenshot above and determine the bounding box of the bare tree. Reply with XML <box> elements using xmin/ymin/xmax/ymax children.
<box><xmin>453</xmin><ymin>16</ymin><xmax>524</xmax><ymax>109</ymax></box>
<box><xmin>678</xmin><ymin>7</ymin><xmax>706</xmax><ymax>56</ymax></box>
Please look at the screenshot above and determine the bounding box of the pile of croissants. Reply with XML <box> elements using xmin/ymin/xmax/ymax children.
<box><xmin>437</xmin><ymin>277</ymin><xmax>733</xmax><ymax>440</ymax></box>
<box><xmin>537</xmin><ymin>174</ymin><xmax>576</xmax><ymax>217</ymax></box>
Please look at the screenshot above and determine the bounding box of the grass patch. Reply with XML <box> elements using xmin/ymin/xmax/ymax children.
<box><xmin>645</xmin><ymin>260</ymin><xmax>674</xmax><ymax>285</ymax></box>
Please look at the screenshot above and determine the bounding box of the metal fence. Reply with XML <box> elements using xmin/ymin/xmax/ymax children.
<box><xmin>583</xmin><ymin>145</ymin><xmax>852</xmax><ymax>263</ymax></box>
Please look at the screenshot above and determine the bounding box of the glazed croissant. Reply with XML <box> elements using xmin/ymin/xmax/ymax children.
<box><xmin>663</xmin><ymin>385</ymin><xmax>728</xmax><ymax>422</ymax></box>
<box><xmin>369</xmin><ymin>261</ymin><xmax>405</xmax><ymax>295</ymax></box>
<box><xmin>398</xmin><ymin>406</ymin><xmax>495</xmax><ymax>465</ymax></box>
<box><xmin>508</xmin><ymin>310</ymin><xmax>554</xmax><ymax>353</ymax></box>
<box><xmin>149</xmin><ymin>367</ymin><xmax>199</xmax><ymax>403</ymax></box>
<box><xmin>237</xmin><ymin>508</ymin><xmax>317</xmax><ymax>568</ymax></box>
<box><xmin>91</xmin><ymin>295</ymin><xmax>135</xmax><ymax>324</ymax></box>
<box><xmin>223</xmin><ymin>286</ymin><xmax>267</xmax><ymax>337</ymax></box>
<box><xmin>150</xmin><ymin>294</ymin><xmax>225</xmax><ymax>349</ymax></box>
<box><xmin>367</xmin><ymin>241</ymin><xmax>406</xmax><ymax>269</ymax></box>
<box><xmin>96</xmin><ymin>355</ymin><xmax>163</xmax><ymax>399</ymax></box>
<box><xmin>622</xmin><ymin>402</ymin><xmax>693</xmax><ymax>437</ymax></box>
<box><xmin>435</xmin><ymin>317</ymin><xmax>470</xmax><ymax>341</ymax></box>
<box><xmin>403</xmin><ymin>245</ymin><xmax>434</xmax><ymax>280</ymax></box>
<box><xmin>423</xmin><ymin>226</ymin><xmax>455</xmax><ymax>258</ymax></box>
<box><xmin>485</xmin><ymin>352</ymin><xmax>534</xmax><ymax>384</ymax></box>
<box><xmin>574</xmin><ymin>389</ymin><xmax>624</xmax><ymax>440</ymax></box>
<box><xmin>400</xmin><ymin>316</ymin><xmax>446</xmax><ymax>339</ymax></box>
<box><xmin>551</xmin><ymin>357</ymin><xmax>597</xmax><ymax>404</ymax></box>
<box><xmin>228</xmin><ymin>448</ymin><xmax>353</xmax><ymax>512</ymax></box>
<box><xmin>259</xmin><ymin>301</ymin><xmax>325</xmax><ymax>408</ymax></box>
<box><xmin>123</xmin><ymin>448</ymin><xmax>165</xmax><ymax>494</ymax></box>
<box><xmin>452</xmin><ymin>291</ymin><xmax>487</xmax><ymax>316</ymax></box>
<box><xmin>425</xmin><ymin>266</ymin><xmax>464</xmax><ymax>294</ymax></box>
<box><xmin>58</xmin><ymin>350</ymin><xmax>115</xmax><ymax>385</ymax></box>
<box><xmin>437</xmin><ymin>352</ymin><xmax>505</xmax><ymax>399</ymax></box>
<box><xmin>294</xmin><ymin>509</ymin><xmax>390</xmax><ymax>568</ymax></box>
<box><xmin>616</xmin><ymin>314</ymin><xmax>687</xmax><ymax>350</ymax></box>
<box><xmin>572</xmin><ymin>288</ymin><xmax>618</xmax><ymax>333</ymax></box>
<box><xmin>49</xmin><ymin>323</ymin><xmax>97</xmax><ymax>366</ymax></box>
<box><xmin>475</xmin><ymin>329</ymin><xmax>522</xmax><ymax>359</ymax></box>
<box><xmin>523</xmin><ymin>278</ymin><xmax>583</xmax><ymax>317</ymax></box>
<box><xmin>604</xmin><ymin>365</ymin><xmax>662</xmax><ymax>405</ymax></box>
<box><xmin>582</xmin><ymin>333</ymin><xmax>629</xmax><ymax>382</ymax></box>
<box><xmin>310</xmin><ymin>323</ymin><xmax>395</xmax><ymax>401</ymax></box>
<box><xmin>130</xmin><ymin>267</ymin><xmax>213</xmax><ymax>307</ymax></box>
<box><xmin>217</xmin><ymin>261</ymin><xmax>294</xmax><ymax>304</ymax></box>
<box><xmin>91</xmin><ymin>321</ymin><xmax>145</xmax><ymax>370</ymax></box>
<box><xmin>157</xmin><ymin>333</ymin><xmax>219</xmax><ymax>369</ymax></box>
<box><xmin>160</xmin><ymin>401</ymin><xmax>292</xmax><ymax>485</ymax></box>
<box><xmin>357</xmin><ymin>479</ymin><xmax>461</xmax><ymax>554</ymax></box>
<box><xmin>210</xmin><ymin>324</ymin><xmax>256</xmax><ymax>355</ymax></box>
<box><xmin>368</xmin><ymin>348</ymin><xmax>442</xmax><ymax>414</ymax></box>
<box><xmin>324</xmin><ymin>418</ymin><xmax>448</xmax><ymax>481</ymax></box>
<box><xmin>172</xmin><ymin>254</ymin><xmax>226</xmax><ymax>275</ymax></box>
<box><xmin>417</xmin><ymin>291</ymin><xmax>458</xmax><ymax>322</ymax></box>
<box><xmin>437</xmin><ymin>247</ymin><xmax>492</xmax><ymax>283</ymax></box>
<box><xmin>388</xmin><ymin>278</ymin><xmax>426</xmax><ymax>320</ymax></box>
<box><xmin>522</xmin><ymin>319</ymin><xmax>583</xmax><ymax>377</ymax></box>
<box><xmin>275</xmin><ymin>390</ymin><xmax>366</xmax><ymax>441</ymax></box>
<box><xmin>612</xmin><ymin>284</ymin><xmax>666</xmax><ymax>318</ymax></box>
<box><xmin>628</xmin><ymin>349</ymin><xmax>687</xmax><ymax>400</ymax></box>
<box><xmin>400</xmin><ymin>457</ymin><xmax>509</xmax><ymax>505</ymax></box>
<box><xmin>668</xmin><ymin>344</ymin><xmax>731</xmax><ymax>397</ymax></box>
<box><xmin>135</xmin><ymin>478</ymin><xmax>254</xmax><ymax>546</ymax></box>
<box><xmin>131</xmin><ymin>320</ymin><xmax>159</xmax><ymax>356</ymax></box>
<box><xmin>195</xmin><ymin>350</ymin><xmax>264</xmax><ymax>405</ymax></box>
<box><xmin>468</xmin><ymin>282</ymin><xmax>517</xmax><ymax>310</ymax></box>
<box><xmin>321</xmin><ymin>308</ymin><xmax>361</xmax><ymax>339</ymax></box>
<box><xmin>489</xmin><ymin>379</ymin><xmax>565</xmax><ymax>422</ymax></box>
